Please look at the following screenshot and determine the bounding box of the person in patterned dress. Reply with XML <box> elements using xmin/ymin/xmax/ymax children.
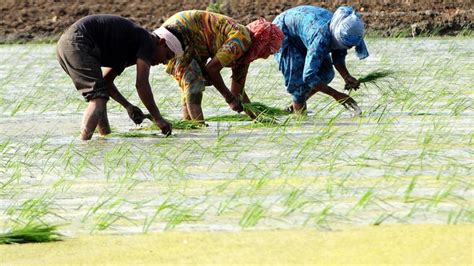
<box><xmin>155</xmin><ymin>10</ymin><xmax>284</xmax><ymax>122</ymax></box>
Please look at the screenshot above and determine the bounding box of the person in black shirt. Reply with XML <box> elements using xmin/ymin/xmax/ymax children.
<box><xmin>57</xmin><ymin>14</ymin><xmax>175</xmax><ymax>140</ymax></box>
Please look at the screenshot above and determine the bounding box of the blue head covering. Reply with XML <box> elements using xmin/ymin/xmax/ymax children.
<box><xmin>329</xmin><ymin>6</ymin><xmax>369</xmax><ymax>59</ymax></box>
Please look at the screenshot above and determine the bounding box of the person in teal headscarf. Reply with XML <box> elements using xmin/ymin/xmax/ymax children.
<box><xmin>273</xmin><ymin>5</ymin><xmax>369</xmax><ymax>115</ymax></box>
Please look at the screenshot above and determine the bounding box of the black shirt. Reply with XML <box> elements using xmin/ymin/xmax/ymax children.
<box><xmin>72</xmin><ymin>14</ymin><xmax>154</xmax><ymax>74</ymax></box>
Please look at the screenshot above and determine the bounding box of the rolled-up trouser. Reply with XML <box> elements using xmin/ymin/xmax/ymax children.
<box><xmin>56</xmin><ymin>27</ymin><xmax>109</xmax><ymax>101</ymax></box>
<box><xmin>275</xmin><ymin>44</ymin><xmax>335</xmax><ymax>103</ymax></box>
<box><xmin>166</xmin><ymin>57</ymin><xmax>208</xmax><ymax>105</ymax></box>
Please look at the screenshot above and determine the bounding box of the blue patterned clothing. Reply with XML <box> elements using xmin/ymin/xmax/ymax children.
<box><xmin>273</xmin><ymin>6</ymin><xmax>349</xmax><ymax>103</ymax></box>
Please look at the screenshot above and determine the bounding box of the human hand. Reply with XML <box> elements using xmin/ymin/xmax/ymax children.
<box><xmin>343</xmin><ymin>75</ymin><xmax>360</xmax><ymax>91</ymax></box>
<box><xmin>291</xmin><ymin>102</ymin><xmax>307</xmax><ymax>115</ymax></box>
<box><xmin>336</xmin><ymin>93</ymin><xmax>362</xmax><ymax>116</ymax></box>
<box><xmin>227</xmin><ymin>95</ymin><xmax>243</xmax><ymax>113</ymax></box>
<box><xmin>156</xmin><ymin>118</ymin><xmax>172</xmax><ymax>136</ymax></box>
<box><xmin>127</xmin><ymin>105</ymin><xmax>146</xmax><ymax>124</ymax></box>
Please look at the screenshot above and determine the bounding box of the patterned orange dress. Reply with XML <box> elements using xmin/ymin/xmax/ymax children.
<box><xmin>162</xmin><ymin>10</ymin><xmax>252</xmax><ymax>103</ymax></box>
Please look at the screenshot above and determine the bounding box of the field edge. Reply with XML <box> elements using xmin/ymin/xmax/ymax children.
<box><xmin>1</xmin><ymin>224</ymin><xmax>472</xmax><ymax>265</ymax></box>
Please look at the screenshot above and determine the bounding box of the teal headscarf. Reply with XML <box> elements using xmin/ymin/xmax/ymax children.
<box><xmin>330</xmin><ymin>6</ymin><xmax>369</xmax><ymax>59</ymax></box>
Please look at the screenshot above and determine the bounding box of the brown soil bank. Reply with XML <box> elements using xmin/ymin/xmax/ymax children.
<box><xmin>1</xmin><ymin>0</ymin><xmax>472</xmax><ymax>43</ymax></box>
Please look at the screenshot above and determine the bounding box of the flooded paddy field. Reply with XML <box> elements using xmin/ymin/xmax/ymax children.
<box><xmin>0</xmin><ymin>38</ymin><xmax>473</xmax><ymax>237</ymax></box>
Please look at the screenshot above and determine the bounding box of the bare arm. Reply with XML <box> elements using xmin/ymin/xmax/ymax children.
<box><xmin>312</xmin><ymin>82</ymin><xmax>358</xmax><ymax>108</ymax></box>
<box><xmin>313</xmin><ymin>83</ymin><xmax>341</xmax><ymax>98</ymax></box>
<box><xmin>334</xmin><ymin>63</ymin><xmax>360</xmax><ymax>90</ymax></box>
<box><xmin>297</xmin><ymin>82</ymin><xmax>360</xmax><ymax>116</ymax></box>
<box><xmin>136</xmin><ymin>58</ymin><xmax>171</xmax><ymax>135</ymax></box>
<box><xmin>102</xmin><ymin>67</ymin><xmax>132</xmax><ymax>108</ymax></box>
<box><xmin>231</xmin><ymin>64</ymin><xmax>251</xmax><ymax>103</ymax></box>
<box><xmin>103</xmin><ymin>67</ymin><xmax>147</xmax><ymax>124</ymax></box>
<box><xmin>231</xmin><ymin>64</ymin><xmax>258</xmax><ymax>118</ymax></box>
<box><xmin>334</xmin><ymin>63</ymin><xmax>350</xmax><ymax>80</ymax></box>
<box><xmin>205</xmin><ymin>57</ymin><xmax>233</xmax><ymax>100</ymax></box>
<box><xmin>205</xmin><ymin>57</ymin><xmax>243</xmax><ymax>112</ymax></box>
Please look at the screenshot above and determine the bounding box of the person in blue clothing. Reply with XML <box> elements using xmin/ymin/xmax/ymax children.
<box><xmin>273</xmin><ymin>6</ymin><xmax>369</xmax><ymax>115</ymax></box>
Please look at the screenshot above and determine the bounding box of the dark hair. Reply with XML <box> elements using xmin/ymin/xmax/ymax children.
<box><xmin>164</xmin><ymin>25</ymin><xmax>186</xmax><ymax>51</ymax></box>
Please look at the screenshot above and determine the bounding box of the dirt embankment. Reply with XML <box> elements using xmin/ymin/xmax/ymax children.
<box><xmin>0</xmin><ymin>0</ymin><xmax>472</xmax><ymax>43</ymax></box>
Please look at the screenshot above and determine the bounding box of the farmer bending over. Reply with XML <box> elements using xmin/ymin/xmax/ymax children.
<box><xmin>273</xmin><ymin>6</ymin><xmax>369</xmax><ymax>115</ymax></box>
<box><xmin>157</xmin><ymin>10</ymin><xmax>284</xmax><ymax>122</ymax></box>
<box><xmin>57</xmin><ymin>14</ymin><xmax>173</xmax><ymax>140</ymax></box>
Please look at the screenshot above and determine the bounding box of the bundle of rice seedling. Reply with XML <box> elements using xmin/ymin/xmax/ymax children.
<box><xmin>359</xmin><ymin>70</ymin><xmax>395</xmax><ymax>84</ymax></box>
<box><xmin>242</xmin><ymin>102</ymin><xmax>290</xmax><ymax>123</ymax></box>
<box><xmin>0</xmin><ymin>223</ymin><xmax>63</xmax><ymax>244</ymax></box>
<box><xmin>345</xmin><ymin>70</ymin><xmax>395</xmax><ymax>90</ymax></box>
<box><xmin>243</xmin><ymin>102</ymin><xmax>292</xmax><ymax>124</ymax></box>
<box><xmin>171</xmin><ymin>119</ymin><xmax>206</xmax><ymax>130</ymax></box>
<box><xmin>109</xmin><ymin>132</ymin><xmax>161</xmax><ymax>138</ymax></box>
<box><xmin>243</xmin><ymin>102</ymin><xmax>290</xmax><ymax>117</ymax></box>
<box><xmin>140</xmin><ymin>114</ymin><xmax>205</xmax><ymax>130</ymax></box>
<box><xmin>207</xmin><ymin>114</ymin><xmax>252</xmax><ymax>122</ymax></box>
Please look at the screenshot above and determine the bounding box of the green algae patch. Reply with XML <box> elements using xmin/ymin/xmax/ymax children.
<box><xmin>1</xmin><ymin>225</ymin><xmax>471</xmax><ymax>265</ymax></box>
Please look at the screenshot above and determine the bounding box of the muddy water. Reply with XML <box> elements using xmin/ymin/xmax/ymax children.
<box><xmin>0</xmin><ymin>38</ymin><xmax>473</xmax><ymax>234</ymax></box>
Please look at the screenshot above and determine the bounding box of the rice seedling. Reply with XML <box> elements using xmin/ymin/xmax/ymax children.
<box><xmin>372</xmin><ymin>213</ymin><xmax>393</xmax><ymax>226</ymax></box>
<box><xmin>0</xmin><ymin>38</ymin><xmax>472</xmax><ymax>236</ymax></box>
<box><xmin>447</xmin><ymin>97</ymin><xmax>472</xmax><ymax>116</ymax></box>
<box><xmin>303</xmin><ymin>204</ymin><xmax>334</xmax><ymax>229</ymax></box>
<box><xmin>243</xmin><ymin>102</ymin><xmax>290</xmax><ymax>117</ymax></box>
<box><xmin>345</xmin><ymin>69</ymin><xmax>395</xmax><ymax>91</ymax></box>
<box><xmin>170</xmin><ymin>119</ymin><xmax>207</xmax><ymax>130</ymax></box>
<box><xmin>207</xmin><ymin>114</ymin><xmax>252</xmax><ymax>122</ymax></box>
<box><xmin>358</xmin><ymin>70</ymin><xmax>395</xmax><ymax>84</ymax></box>
<box><xmin>109</xmin><ymin>132</ymin><xmax>162</xmax><ymax>138</ymax></box>
<box><xmin>281</xmin><ymin>188</ymin><xmax>309</xmax><ymax>216</ymax></box>
<box><xmin>5</xmin><ymin>191</ymin><xmax>65</xmax><ymax>222</ymax></box>
<box><xmin>81</xmin><ymin>191</ymin><xmax>119</xmax><ymax>223</ymax></box>
<box><xmin>446</xmin><ymin>207</ymin><xmax>465</xmax><ymax>225</ymax></box>
<box><xmin>217</xmin><ymin>189</ymin><xmax>243</xmax><ymax>216</ymax></box>
<box><xmin>240</xmin><ymin>102</ymin><xmax>291</xmax><ymax>124</ymax></box>
<box><xmin>95</xmin><ymin>212</ymin><xmax>135</xmax><ymax>232</ymax></box>
<box><xmin>250</xmin><ymin>172</ymin><xmax>270</xmax><ymax>191</ymax></box>
<box><xmin>239</xmin><ymin>202</ymin><xmax>266</xmax><ymax>228</ymax></box>
<box><xmin>0</xmin><ymin>223</ymin><xmax>63</xmax><ymax>244</ymax></box>
<box><xmin>404</xmin><ymin>176</ymin><xmax>419</xmax><ymax>202</ymax></box>
<box><xmin>428</xmin><ymin>184</ymin><xmax>456</xmax><ymax>208</ymax></box>
<box><xmin>147</xmin><ymin>200</ymin><xmax>203</xmax><ymax>230</ymax></box>
<box><xmin>349</xmin><ymin>188</ymin><xmax>375</xmax><ymax>215</ymax></box>
<box><xmin>133</xmin><ymin>118</ymin><xmax>205</xmax><ymax>131</ymax></box>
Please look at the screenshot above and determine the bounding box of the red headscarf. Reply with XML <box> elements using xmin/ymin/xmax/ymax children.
<box><xmin>242</xmin><ymin>18</ymin><xmax>284</xmax><ymax>64</ymax></box>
